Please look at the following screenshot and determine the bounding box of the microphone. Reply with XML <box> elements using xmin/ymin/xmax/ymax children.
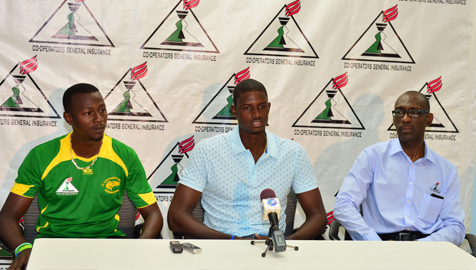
<box><xmin>260</xmin><ymin>189</ymin><xmax>286</xmax><ymax>252</ymax></box>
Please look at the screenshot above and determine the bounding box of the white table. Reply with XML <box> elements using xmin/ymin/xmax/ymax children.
<box><xmin>27</xmin><ymin>238</ymin><xmax>476</xmax><ymax>270</ymax></box>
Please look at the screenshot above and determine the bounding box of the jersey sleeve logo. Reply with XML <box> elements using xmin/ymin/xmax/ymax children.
<box><xmin>56</xmin><ymin>177</ymin><xmax>79</xmax><ymax>196</ymax></box>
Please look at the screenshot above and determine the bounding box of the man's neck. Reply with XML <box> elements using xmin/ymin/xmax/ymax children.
<box><xmin>399</xmin><ymin>139</ymin><xmax>425</xmax><ymax>162</ymax></box>
<box><xmin>71</xmin><ymin>133</ymin><xmax>103</xmax><ymax>158</ymax></box>
<box><xmin>239</xmin><ymin>128</ymin><xmax>267</xmax><ymax>163</ymax></box>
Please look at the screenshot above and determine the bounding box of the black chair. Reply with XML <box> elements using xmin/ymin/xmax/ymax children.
<box><xmin>328</xmin><ymin>219</ymin><xmax>476</xmax><ymax>257</ymax></box>
<box><xmin>0</xmin><ymin>192</ymin><xmax>149</xmax><ymax>259</ymax></box>
<box><xmin>173</xmin><ymin>189</ymin><xmax>324</xmax><ymax>239</ymax></box>
<box><xmin>328</xmin><ymin>219</ymin><xmax>351</xmax><ymax>241</ymax></box>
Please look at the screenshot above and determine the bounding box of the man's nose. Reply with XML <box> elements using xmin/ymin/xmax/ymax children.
<box><xmin>252</xmin><ymin>107</ymin><xmax>260</xmax><ymax>118</ymax></box>
<box><xmin>94</xmin><ymin>111</ymin><xmax>104</xmax><ymax>122</ymax></box>
<box><xmin>401</xmin><ymin>112</ymin><xmax>412</xmax><ymax>122</ymax></box>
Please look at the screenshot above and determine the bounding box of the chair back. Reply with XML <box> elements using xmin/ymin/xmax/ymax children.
<box><xmin>22</xmin><ymin>196</ymin><xmax>40</xmax><ymax>243</ymax></box>
<box><xmin>117</xmin><ymin>192</ymin><xmax>138</xmax><ymax>238</ymax></box>
<box><xmin>328</xmin><ymin>219</ymin><xmax>352</xmax><ymax>240</ymax></box>
<box><xmin>283</xmin><ymin>189</ymin><xmax>298</xmax><ymax>237</ymax></box>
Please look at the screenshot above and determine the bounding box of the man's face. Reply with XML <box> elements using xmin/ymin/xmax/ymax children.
<box><xmin>64</xmin><ymin>92</ymin><xmax>107</xmax><ymax>141</ymax></box>
<box><xmin>393</xmin><ymin>93</ymin><xmax>432</xmax><ymax>143</ymax></box>
<box><xmin>231</xmin><ymin>91</ymin><xmax>270</xmax><ymax>135</ymax></box>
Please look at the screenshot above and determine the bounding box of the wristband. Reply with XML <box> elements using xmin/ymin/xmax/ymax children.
<box><xmin>15</xmin><ymin>242</ymin><xmax>32</xmax><ymax>257</ymax></box>
<box><xmin>231</xmin><ymin>235</ymin><xmax>236</xmax><ymax>240</ymax></box>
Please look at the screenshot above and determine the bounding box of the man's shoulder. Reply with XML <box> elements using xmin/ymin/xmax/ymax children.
<box><xmin>107</xmin><ymin>135</ymin><xmax>139</xmax><ymax>159</ymax></box>
<box><xmin>109</xmin><ymin>135</ymin><xmax>132</xmax><ymax>149</ymax></box>
<box><xmin>425</xmin><ymin>144</ymin><xmax>457</xmax><ymax>170</ymax></box>
<box><xmin>270</xmin><ymin>132</ymin><xmax>302</xmax><ymax>150</ymax></box>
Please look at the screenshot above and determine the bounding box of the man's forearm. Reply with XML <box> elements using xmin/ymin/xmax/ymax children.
<box><xmin>138</xmin><ymin>211</ymin><xmax>163</xmax><ymax>239</ymax></box>
<box><xmin>418</xmin><ymin>223</ymin><xmax>465</xmax><ymax>246</ymax></box>
<box><xmin>168</xmin><ymin>213</ymin><xmax>234</xmax><ymax>239</ymax></box>
<box><xmin>0</xmin><ymin>215</ymin><xmax>29</xmax><ymax>249</ymax></box>
<box><xmin>333</xmin><ymin>202</ymin><xmax>381</xmax><ymax>241</ymax></box>
<box><xmin>287</xmin><ymin>212</ymin><xmax>326</xmax><ymax>240</ymax></box>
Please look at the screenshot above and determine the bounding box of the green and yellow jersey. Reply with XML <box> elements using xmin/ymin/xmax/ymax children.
<box><xmin>11</xmin><ymin>132</ymin><xmax>156</xmax><ymax>238</ymax></box>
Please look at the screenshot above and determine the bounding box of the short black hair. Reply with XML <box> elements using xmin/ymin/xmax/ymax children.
<box><xmin>233</xmin><ymin>79</ymin><xmax>268</xmax><ymax>106</ymax></box>
<box><xmin>63</xmin><ymin>83</ymin><xmax>100</xmax><ymax>113</ymax></box>
<box><xmin>399</xmin><ymin>90</ymin><xmax>430</xmax><ymax>111</ymax></box>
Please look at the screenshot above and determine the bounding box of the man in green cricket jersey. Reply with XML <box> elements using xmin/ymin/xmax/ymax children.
<box><xmin>0</xmin><ymin>83</ymin><xmax>163</xmax><ymax>270</ymax></box>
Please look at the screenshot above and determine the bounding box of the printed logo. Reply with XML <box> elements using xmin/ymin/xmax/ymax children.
<box><xmin>342</xmin><ymin>5</ymin><xmax>415</xmax><ymax>64</ymax></box>
<box><xmin>104</xmin><ymin>62</ymin><xmax>167</xmax><ymax>123</ymax></box>
<box><xmin>0</xmin><ymin>56</ymin><xmax>60</xmax><ymax>119</ymax></box>
<box><xmin>149</xmin><ymin>136</ymin><xmax>195</xmax><ymax>193</ymax></box>
<box><xmin>326</xmin><ymin>210</ymin><xmax>336</xmax><ymax>226</ymax></box>
<box><xmin>244</xmin><ymin>0</ymin><xmax>318</xmax><ymax>59</ymax></box>
<box><xmin>267</xmin><ymin>198</ymin><xmax>278</xmax><ymax>207</ymax></box>
<box><xmin>388</xmin><ymin>77</ymin><xmax>458</xmax><ymax>133</ymax></box>
<box><xmin>192</xmin><ymin>67</ymin><xmax>251</xmax><ymax>125</ymax></box>
<box><xmin>56</xmin><ymin>177</ymin><xmax>79</xmax><ymax>195</ymax></box>
<box><xmin>140</xmin><ymin>0</ymin><xmax>219</xmax><ymax>53</ymax></box>
<box><xmin>102</xmin><ymin>177</ymin><xmax>121</xmax><ymax>194</ymax></box>
<box><xmin>30</xmin><ymin>0</ymin><xmax>114</xmax><ymax>47</ymax></box>
<box><xmin>293</xmin><ymin>72</ymin><xmax>365</xmax><ymax>130</ymax></box>
<box><xmin>430</xmin><ymin>182</ymin><xmax>441</xmax><ymax>193</ymax></box>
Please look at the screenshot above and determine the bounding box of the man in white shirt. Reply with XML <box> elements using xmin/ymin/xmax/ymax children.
<box><xmin>334</xmin><ymin>91</ymin><xmax>464</xmax><ymax>245</ymax></box>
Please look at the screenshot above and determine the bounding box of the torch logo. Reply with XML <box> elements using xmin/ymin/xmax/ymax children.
<box><xmin>192</xmin><ymin>67</ymin><xmax>251</xmax><ymax>125</ymax></box>
<box><xmin>103</xmin><ymin>62</ymin><xmax>168</xmax><ymax>123</ymax></box>
<box><xmin>387</xmin><ymin>76</ymin><xmax>458</xmax><ymax>133</ymax></box>
<box><xmin>148</xmin><ymin>135</ymin><xmax>195</xmax><ymax>193</ymax></box>
<box><xmin>140</xmin><ymin>0</ymin><xmax>219</xmax><ymax>53</ymax></box>
<box><xmin>244</xmin><ymin>0</ymin><xmax>318</xmax><ymax>59</ymax></box>
<box><xmin>342</xmin><ymin>5</ymin><xmax>415</xmax><ymax>64</ymax></box>
<box><xmin>0</xmin><ymin>56</ymin><xmax>60</xmax><ymax>119</ymax></box>
<box><xmin>293</xmin><ymin>72</ymin><xmax>364</xmax><ymax>130</ymax></box>
<box><xmin>30</xmin><ymin>0</ymin><xmax>114</xmax><ymax>47</ymax></box>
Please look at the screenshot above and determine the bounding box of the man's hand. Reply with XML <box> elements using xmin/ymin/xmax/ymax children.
<box><xmin>235</xmin><ymin>234</ymin><xmax>269</xmax><ymax>240</ymax></box>
<box><xmin>8</xmin><ymin>248</ymin><xmax>31</xmax><ymax>270</ymax></box>
<box><xmin>253</xmin><ymin>234</ymin><xmax>269</xmax><ymax>240</ymax></box>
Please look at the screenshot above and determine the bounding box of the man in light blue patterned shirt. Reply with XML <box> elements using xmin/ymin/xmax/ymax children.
<box><xmin>334</xmin><ymin>91</ymin><xmax>465</xmax><ymax>245</ymax></box>
<box><xmin>168</xmin><ymin>79</ymin><xmax>326</xmax><ymax>239</ymax></box>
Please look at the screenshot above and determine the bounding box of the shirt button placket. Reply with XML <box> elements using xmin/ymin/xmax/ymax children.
<box><xmin>404</xmin><ymin>162</ymin><xmax>416</xmax><ymax>227</ymax></box>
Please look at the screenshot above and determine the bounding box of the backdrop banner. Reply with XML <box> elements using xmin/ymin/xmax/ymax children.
<box><xmin>0</xmin><ymin>1</ymin><xmax>475</xmax><ymax>256</ymax></box>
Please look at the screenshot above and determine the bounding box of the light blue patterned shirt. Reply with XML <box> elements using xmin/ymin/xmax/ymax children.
<box><xmin>179</xmin><ymin>126</ymin><xmax>318</xmax><ymax>237</ymax></box>
<box><xmin>334</xmin><ymin>139</ymin><xmax>465</xmax><ymax>245</ymax></box>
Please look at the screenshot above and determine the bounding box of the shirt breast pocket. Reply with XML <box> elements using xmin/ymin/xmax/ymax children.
<box><xmin>418</xmin><ymin>193</ymin><xmax>444</xmax><ymax>223</ymax></box>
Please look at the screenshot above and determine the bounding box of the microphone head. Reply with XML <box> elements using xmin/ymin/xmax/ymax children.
<box><xmin>260</xmin><ymin>188</ymin><xmax>276</xmax><ymax>201</ymax></box>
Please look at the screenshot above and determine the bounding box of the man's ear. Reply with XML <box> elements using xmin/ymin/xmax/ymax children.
<box><xmin>64</xmin><ymin>111</ymin><xmax>73</xmax><ymax>126</ymax></box>
<box><xmin>426</xmin><ymin>113</ymin><xmax>433</xmax><ymax>127</ymax></box>
<box><xmin>231</xmin><ymin>104</ymin><xmax>236</xmax><ymax>118</ymax></box>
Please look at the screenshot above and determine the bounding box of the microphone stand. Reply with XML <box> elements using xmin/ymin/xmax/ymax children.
<box><xmin>250</xmin><ymin>213</ymin><xmax>299</xmax><ymax>257</ymax></box>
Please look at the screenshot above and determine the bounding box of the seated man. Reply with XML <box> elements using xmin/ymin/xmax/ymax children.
<box><xmin>334</xmin><ymin>91</ymin><xmax>464</xmax><ymax>245</ymax></box>
<box><xmin>168</xmin><ymin>79</ymin><xmax>326</xmax><ymax>239</ymax></box>
<box><xmin>0</xmin><ymin>83</ymin><xmax>163</xmax><ymax>269</ymax></box>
